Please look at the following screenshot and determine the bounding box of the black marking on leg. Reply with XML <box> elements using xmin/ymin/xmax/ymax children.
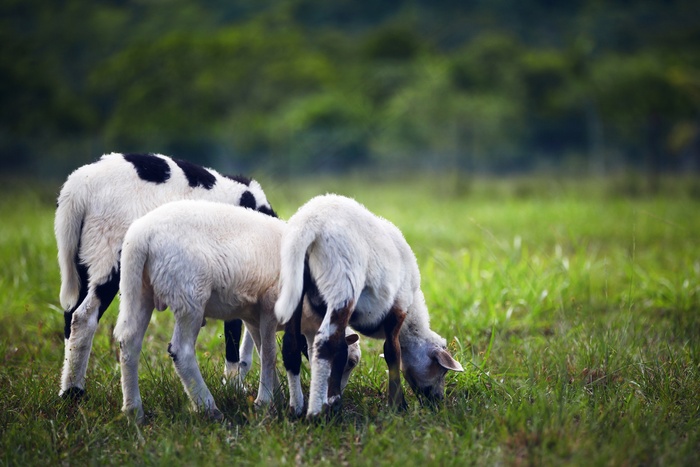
<box><xmin>317</xmin><ymin>303</ymin><xmax>353</xmax><ymax>403</ymax></box>
<box><xmin>95</xmin><ymin>266</ymin><xmax>120</xmax><ymax>321</ymax></box>
<box><xmin>223</xmin><ymin>174</ymin><xmax>251</xmax><ymax>186</ymax></box>
<box><xmin>61</xmin><ymin>387</ymin><xmax>86</xmax><ymax>400</ymax></box>
<box><xmin>123</xmin><ymin>153</ymin><xmax>171</xmax><ymax>184</ymax></box>
<box><xmin>239</xmin><ymin>190</ymin><xmax>256</xmax><ymax>210</ymax></box>
<box><xmin>383</xmin><ymin>305</ymin><xmax>407</xmax><ymax>408</ymax></box>
<box><xmin>224</xmin><ymin>319</ymin><xmax>243</xmax><ymax>364</ymax></box>
<box><xmin>282</xmin><ymin>292</ymin><xmax>304</xmax><ymax>376</ymax></box>
<box><xmin>327</xmin><ymin>341</ymin><xmax>348</xmax><ymax>403</ymax></box>
<box><xmin>173</xmin><ymin>158</ymin><xmax>217</xmax><ymax>189</ymax></box>
<box><xmin>167</xmin><ymin>343</ymin><xmax>177</xmax><ymax>362</ymax></box>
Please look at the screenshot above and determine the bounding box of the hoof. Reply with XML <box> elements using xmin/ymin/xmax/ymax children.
<box><xmin>123</xmin><ymin>406</ymin><xmax>145</xmax><ymax>425</ymax></box>
<box><xmin>288</xmin><ymin>403</ymin><xmax>304</xmax><ymax>419</ymax></box>
<box><xmin>208</xmin><ymin>407</ymin><xmax>225</xmax><ymax>421</ymax></box>
<box><xmin>59</xmin><ymin>387</ymin><xmax>86</xmax><ymax>401</ymax></box>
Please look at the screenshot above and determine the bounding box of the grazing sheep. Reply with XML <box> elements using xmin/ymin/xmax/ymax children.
<box><xmin>55</xmin><ymin>152</ymin><xmax>275</xmax><ymax>399</ymax></box>
<box><xmin>113</xmin><ymin>200</ymin><xmax>360</xmax><ymax>422</ymax></box>
<box><xmin>275</xmin><ymin>194</ymin><xmax>463</xmax><ymax>418</ymax></box>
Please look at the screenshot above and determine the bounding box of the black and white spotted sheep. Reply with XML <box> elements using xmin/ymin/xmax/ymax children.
<box><xmin>55</xmin><ymin>152</ymin><xmax>275</xmax><ymax>399</ymax></box>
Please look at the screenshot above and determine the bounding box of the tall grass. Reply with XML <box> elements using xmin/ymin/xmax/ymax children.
<box><xmin>0</xmin><ymin>175</ymin><xmax>698</xmax><ymax>465</ymax></box>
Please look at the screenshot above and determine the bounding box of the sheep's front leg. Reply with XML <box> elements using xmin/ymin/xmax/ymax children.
<box><xmin>383</xmin><ymin>305</ymin><xmax>407</xmax><ymax>409</ymax></box>
<box><xmin>254</xmin><ymin>313</ymin><xmax>280</xmax><ymax>407</ymax></box>
<box><xmin>308</xmin><ymin>301</ymin><xmax>353</xmax><ymax>418</ymax></box>
<box><xmin>169</xmin><ymin>314</ymin><xmax>221</xmax><ymax>420</ymax></box>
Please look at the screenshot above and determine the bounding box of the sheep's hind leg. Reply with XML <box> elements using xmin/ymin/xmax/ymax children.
<box><xmin>60</xmin><ymin>270</ymin><xmax>119</xmax><ymax>399</ymax></box>
<box><xmin>282</xmin><ymin>297</ymin><xmax>305</xmax><ymax>416</ymax></box>
<box><xmin>255</xmin><ymin>312</ymin><xmax>281</xmax><ymax>407</ymax></box>
<box><xmin>169</xmin><ymin>314</ymin><xmax>222</xmax><ymax>420</ymax></box>
<box><xmin>383</xmin><ymin>305</ymin><xmax>407</xmax><ymax>409</ymax></box>
<box><xmin>308</xmin><ymin>301</ymin><xmax>353</xmax><ymax>418</ymax></box>
<box><xmin>118</xmin><ymin>294</ymin><xmax>155</xmax><ymax>424</ymax></box>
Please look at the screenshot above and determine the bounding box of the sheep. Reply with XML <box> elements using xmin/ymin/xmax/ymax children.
<box><xmin>275</xmin><ymin>194</ymin><xmax>463</xmax><ymax>418</ymax></box>
<box><xmin>113</xmin><ymin>200</ymin><xmax>360</xmax><ymax>422</ymax></box>
<box><xmin>55</xmin><ymin>152</ymin><xmax>276</xmax><ymax>399</ymax></box>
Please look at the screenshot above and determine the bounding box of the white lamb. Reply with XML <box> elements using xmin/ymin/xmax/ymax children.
<box><xmin>55</xmin><ymin>152</ymin><xmax>275</xmax><ymax>399</ymax></box>
<box><xmin>113</xmin><ymin>200</ymin><xmax>360</xmax><ymax>422</ymax></box>
<box><xmin>275</xmin><ymin>194</ymin><xmax>463</xmax><ymax>418</ymax></box>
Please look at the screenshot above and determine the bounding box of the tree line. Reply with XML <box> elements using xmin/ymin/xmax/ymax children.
<box><xmin>2</xmin><ymin>0</ymin><xmax>699</xmax><ymax>178</ymax></box>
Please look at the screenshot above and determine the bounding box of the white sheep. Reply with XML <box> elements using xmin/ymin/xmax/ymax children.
<box><xmin>55</xmin><ymin>152</ymin><xmax>275</xmax><ymax>399</ymax></box>
<box><xmin>113</xmin><ymin>200</ymin><xmax>360</xmax><ymax>422</ymax></box>
<box><xmin>275</xmin><ymin>194</ymin><xmax>463</xmax><ymax>418</ymax></box>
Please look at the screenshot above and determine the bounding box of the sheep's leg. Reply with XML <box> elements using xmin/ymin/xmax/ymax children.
<box><xmin>308</xmin><ymin>301</ymin><xmax>353</xmax><ymax>418</ymax></box>
<box><xmin>117</xmin><ymin>293</ymin><xmax>155</xmax><ymax>424</ymax></box>
<box><xmin>169</xmin><ymin>312</ymin><xmax>221</xmax><ymax>420</ymax></box>
<box><xmin>383</xmin><ymin>305</ymin><xmax>407</xmax><ymax>409</ymax></box>
<box><xmin>60</xmin><ymin>270</ymin><xmax>119</xmax><ymax>398</ymax></box>
<box><xmin>223</xmin><ymin>319</ymin><xmax>252</xmax><ymax>387</ymax></box>
<box><xmin>282</xmin><ymin>297</ymin><xmax>305</xmax><ymax>416</ymax></box>
<box><xmin>254</xmin><ymin>312</ymin><xmax>280</xmax><ymax>407</ymax></box>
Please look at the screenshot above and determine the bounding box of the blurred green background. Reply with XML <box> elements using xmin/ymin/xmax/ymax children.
<box><xmin>2</xmin><ymin>0</ymin><xmax>699</xmax><ymax>180</ymax></box>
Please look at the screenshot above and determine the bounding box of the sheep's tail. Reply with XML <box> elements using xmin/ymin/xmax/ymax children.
<box><xmin>274</xmin><ymin>220</ymin><xmax>322</xmax><ymax>325</ymax></box>
<box><xmin>55</xmin><ymin>181</ymin><xmax>87</xmax><ymax>312</ymax></box>
<box><xmin>113</xmin><ymin>225</ymin><xmax>152</xmax><ymax>344</ymax></box>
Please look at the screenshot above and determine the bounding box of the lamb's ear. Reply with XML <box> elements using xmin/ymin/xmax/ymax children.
<box><xmin>345</xmin><ymin>333</ymin><xmax>360</xmax><ymax>345</ymax></box>
<box><xmin>433</xmin><ymin>348</ymin><xmax>464</xmax><ymax>372</ymax></box>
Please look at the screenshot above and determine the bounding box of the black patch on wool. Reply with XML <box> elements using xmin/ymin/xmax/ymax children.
<box><xmin>224</xmin><ymin>319</ymin><xmax>243</xmax><ymax>364</ymax></box>
<box><xmin>123</xmin><ymin>153</ymin><xmax>171</xmax><ymax>184</ymax></box>
<box><xmin>257</xmin><ymin>205</ymin><xmax>278</xmax><ymax>218</ymax></box>
<box><xmin>239</xmin><ymin>190</ymin><xmax>257</xmax><ymax>210</ymax></box>
<box><xmin>95</xmin><ymin>266</ymin><xmax>120</xmax><ymax>320</ymax></box>
<box><xmin>224</xmin><ymin>174</ymin><xmax>251</xmax><ymax>186</ymax></box>
<box><xmin>173</xmin><ymin>158</ymin><xmax>217</xmax><ymax>189</ymax></box>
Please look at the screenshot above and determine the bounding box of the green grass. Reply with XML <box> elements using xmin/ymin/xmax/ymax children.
<box><xmin>1</xmin><ymin>175</ymin><xmax>698</xmax><ymax>466</ymax></box>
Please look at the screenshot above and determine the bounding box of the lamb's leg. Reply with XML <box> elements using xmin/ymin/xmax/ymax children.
<box><xmin>383</xmin><ymin>305</ymin><xmax>407</xmax><ymax>409</ymax></box>
<box><xmin>60</xmin><ymin>270</ymin><xmax>119</xmax><ymax>398</ymax></box>
<box><xmin>169</xmin><ymin>313</ymin><xmax>221</xmax><ymax>420</ymax></box>
<box><xmin>282</xmin><ymin>297</ymin><xmax>304</xmax><ymax>416</ymax></box>
<box><xmin>308</xmin><ymin>301</ymin><xmax>353</xmax><ymax>418</ymax></box>
<box><xmin>223</xmin><ymin>319</ymin><xmax>252</xmax><ymax>387</ymax></box>
<box><xmin>255</xmin><ymin>312</ymin><xmax>280</xmax><ymax>407</ymax></box>
<box><xmin>117</xmin><ymin>295</ymin><xmax>155</xmax><ymax>424</ymax></box>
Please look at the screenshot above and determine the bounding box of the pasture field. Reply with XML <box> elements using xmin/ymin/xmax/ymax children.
<box><xmin>1</xmin><ymin>175</ymin><xmax>699</xmax><ymax>466</ymax></box>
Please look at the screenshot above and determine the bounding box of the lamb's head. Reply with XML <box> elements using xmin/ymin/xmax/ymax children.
<box><xmin>400</xmin><ymin>331</ymin><xmax>463</xmax><ymax>402</ymax></box>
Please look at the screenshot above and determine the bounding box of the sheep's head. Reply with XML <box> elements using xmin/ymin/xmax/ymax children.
<box><xmin>401</xmin><ymin>338</ymin><xmax>463</xmax><ymax>402</ymax></box>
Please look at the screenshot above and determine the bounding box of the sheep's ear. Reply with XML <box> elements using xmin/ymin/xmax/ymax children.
<box><xmin>345</xmin><ymin>333</ymin><xmax>360</xmax><ymax>345</ymax></box>
<box><xmin>433</xmin><ymin>348</ymin><xmax>464</xmax><ymax>372</ymax></box>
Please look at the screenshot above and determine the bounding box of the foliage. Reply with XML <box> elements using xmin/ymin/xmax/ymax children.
<box><xmin>1</xmin><ymin>176</ymin><xmax>699</xmax><ymax>465</ymax></box>
<box><xmin>1</xmin><ymin>0</ymin><xmax>699</xmax><ymax>176</ymax></box>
